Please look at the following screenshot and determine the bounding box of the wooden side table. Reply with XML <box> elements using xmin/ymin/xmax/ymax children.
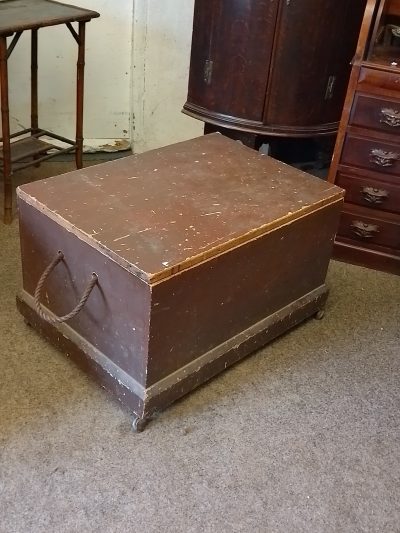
<box><xmin>0</xmin><ymin>0</ymin><xmax>99</xmax><ymax>223</ymax></box>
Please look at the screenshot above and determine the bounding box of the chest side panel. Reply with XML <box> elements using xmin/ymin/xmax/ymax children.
<box><xmin>19</xmin><ymin>201</ymin><xmax>151</xmax><ymax>385</ymax></box>
<box><xmin>147</xmin><ymin>201</ymin><xmax>342</xmax><ymax>386</ymax></box>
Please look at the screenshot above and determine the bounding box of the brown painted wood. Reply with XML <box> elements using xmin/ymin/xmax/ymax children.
<box><xmin>17</xmin><ymin>134</ymin><xmax>343</xmax><ymax>426</ymax></box>
<box><xmin>18</xmin><ymin>134</ymin><xmax>343</xmax><ymax>283</ymax></box>
<box><xmin>146</xmin><ymin>202</ymin><xmax>340</xmax><ymax>386</ymax></box>
<box><xmin>17</xmin><ymin>285</ymin><xmax>329</xmax><ymax>421</ymax></box>
<box><xmin>329</xmin><ymin>0</ymin><xmax>400</xmax><ymax>274</ymax></box>
<box><xmin>184</xmin><ymin>0</ymin><xmax>366</xmax><ymax>138</ymax></box>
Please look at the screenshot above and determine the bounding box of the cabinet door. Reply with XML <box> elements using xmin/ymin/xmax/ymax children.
<box><xmin>187</xmin><ymin>0</ymin><xmax>279</xmax><ymax>122</ymax></box>
<box><xmin>264</xmin><ymin>0</ymin><xmax>367</xmax><ymax>130</ymax></box>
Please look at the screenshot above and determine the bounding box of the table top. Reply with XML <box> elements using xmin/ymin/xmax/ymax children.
<box><xmin>18</xmin><ymin>134</ymin><xmax>344</xmax><ymax>283</ymax></box>
<box><xmin>0</xmin><ymin>0</ymin><xmax>99</xmax><ymax>35</ymax></box>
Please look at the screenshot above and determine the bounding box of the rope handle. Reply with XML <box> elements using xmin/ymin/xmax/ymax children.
<box><xmin>34</xmin><ymin>251</ymin><xmax>98</xmax><ymax>325</ymax></box>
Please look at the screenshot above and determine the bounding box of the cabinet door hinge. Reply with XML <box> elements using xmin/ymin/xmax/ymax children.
<box><xmin>325</xmin><ymin>75</ymin><xmax>336</xmax><ymax>100</ymax></box>
<box><xmin>204</xmin><ymin>59</ymin><xmax>213</xmax><ymax>85</ymax></box>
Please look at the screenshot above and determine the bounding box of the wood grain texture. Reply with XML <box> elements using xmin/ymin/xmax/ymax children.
<box><xmin>17</xmin><ymin>134</ymin><xmax>343</xmax><ymax>283</ymax></box>
<box><xmin>187</xmin><ymin>0</ymin><xmax>278</xmax><ymax>122</ymax></box>
<box><xmin>337</xmin><ymin>171</ymin><xmax>400</xmax><ymax>213</ymax></box>
<box><xmin>184</xmin><ymin>0</ymin><xmax>366</xmax><ymax>137</ymax></box>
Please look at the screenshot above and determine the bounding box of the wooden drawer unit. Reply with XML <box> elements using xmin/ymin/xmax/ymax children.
<box><xmin>341</xmin><ymin>133</ymin><xmax>400</xmax><ymax>177</ymax></box>
<box><xmin>337</xmin><ymin>171</ymin><xmax>400</xmax><ymax>213</ymax></box>
<box><xmin>338</xmin><ymin>204</ymin><xmax>400</xmax><ymax>251</ymax></box>
<box><xmin>329</xmin><ymin>0</ymin><xmax>400</xmax><ymax>274</ymax></box>
<box><xmin>350</xmin><ymin>93</ymin><xmax>400</xmax><ymax>133</ymax></box>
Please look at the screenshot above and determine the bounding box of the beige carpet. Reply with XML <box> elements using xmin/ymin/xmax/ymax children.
<box><xmin>0</xmin><ymin>168</ymin><xmax>399</xmax><ymax>532</ymax></box>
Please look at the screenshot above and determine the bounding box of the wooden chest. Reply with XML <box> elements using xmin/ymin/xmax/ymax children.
<box><xmin>17</xmin><ymin>134</ymin><xmax>343</xmax><ymax>431</ymax></box>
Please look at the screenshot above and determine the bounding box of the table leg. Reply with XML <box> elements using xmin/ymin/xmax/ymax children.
<box><xmin>76</xmin><ymin>22</ymin><xmax>86</xmax><ymax>169</ymax></box>
<box><xmin>31</xmin><ymin>29</ymin><xmax>38</xmax><ymax>133</ymax></box>
<box><xmin>31</xmin><ymin>29</ymin><xmax>40</xmax><ymax>168</ymax></box>
<box><xmin>0</xmin><ymin>35</ymin><xmax>12</xmax><ymax>224</ymax></box>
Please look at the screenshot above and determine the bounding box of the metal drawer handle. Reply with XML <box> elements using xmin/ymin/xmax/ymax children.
<box><xmin>361</xmin><ymin>186</ymin><xmax>389</xmax><ymax>204</ymax></box>
<box><xmin>350</xmin><ymin>220</ymin><xmax>380</xmax><ymax>239</ymax></box>
<box><xmin>369</xmin><ymin>148</ymin><xmax>399</xmax><ymax>167</ymax></box>
<box><xmin>34</xmin><ymin>251</ymin><xmax>98</xmax><ymax>325</ymax></box>
<box><xmin>380</xmin><ymin>108</ymin><xmax>400</xmax><ymax>127</ymax></box>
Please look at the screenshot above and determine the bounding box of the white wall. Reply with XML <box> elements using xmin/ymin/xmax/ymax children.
<box><xmin>131</xmin><ymin>0</ymin><xmax>202</xmax><ymax>153</ymax></box>
<box><xmin>7</xmin><ymin>0</ymin><xmax>133</xmax><ymax>151</ymax></box>
<box><xmin>4</xmin><ymin>0</ymin><xmax>202</xmax><ymax>153</ymax></box>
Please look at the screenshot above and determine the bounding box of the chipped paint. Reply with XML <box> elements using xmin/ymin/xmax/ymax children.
<box><xmin>98</xmin><ymin>139</ymin><xmax>131</xmax><ymax>153</ymax></box>
<box><xmin>113</xmin><ymin>234</ymin><xmax>131</xmax><ymax>242</ymax></box>
<box><xmin>17</xmin><ymin>134</ymin><xmax>344</xmax><ymax>285</ymax></box>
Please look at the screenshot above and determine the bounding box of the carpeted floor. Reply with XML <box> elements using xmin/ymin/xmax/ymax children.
<box><xmin>0</xmin><ymin>162</ymin><xmax>399</xmax><ymax>532</ymax></box>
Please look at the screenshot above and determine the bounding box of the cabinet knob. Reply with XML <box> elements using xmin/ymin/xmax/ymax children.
<box><xmin>361</xmin><ymin>186</ymin><xmax>389</xmax><ymax>205</ymax></box>
<box><xmin>380</xmin><ymin>108</ymin><xmax>400</xmax><ymax>127</ymax></box>
<box><xmin>350</xmin><ymin>220</ymin><xmax>380</xmax><ymax>240</ymax></box>
<box><xmin>369</xmin><ymin>148</ymin><xmax>399</xmax><ymax>167</ymax></box>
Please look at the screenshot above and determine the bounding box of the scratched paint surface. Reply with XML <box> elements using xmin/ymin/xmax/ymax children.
<box><xmin>18</xmin><ymin>134</ymin><xmax>343</xmax><ymax>281</ymax></box>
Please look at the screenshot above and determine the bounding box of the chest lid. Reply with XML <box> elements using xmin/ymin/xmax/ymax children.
<box><xmin>17</xmin><ymin>134</ymin><xmax>343</xmax><ymax>283</ymax></box>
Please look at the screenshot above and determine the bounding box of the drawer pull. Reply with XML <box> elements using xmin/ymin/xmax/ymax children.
<box><xmin>350</xmin><ymin>220</ymin><xmax>380</xmax><ymax>239</ymax></box>
<box><xmin>369</xmin><ymin>148</ymin><xmax>399</xmax><ymax>167</ymax></box>
<box><xmin>380</xmin><ymin>107</ymin><xmax>400</xmax><ymax>127</ymax></box>
<box><xmin>34</xmin><ymin>250</ymin><xmax>98</xmax><ymax>325</ymax></box>
<box><xmin>361</xmin><ymin>186</ymin><xmax>389</xmax><ymax>205</ymax></box>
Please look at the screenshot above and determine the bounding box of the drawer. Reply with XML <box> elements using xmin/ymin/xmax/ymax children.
<box><xmin>350</xmin><ymin>93</ymin><xmax>400</xmax><ymax>134</ymax></box>
<box><xmin>336</xmin><ymin>172</ymin><xmax>400</xmax><ymax>214</ymax></box>
<box><xmin>338</xmin><ymin>204</ymin><xmax>400</xmax><ymax>250</ymax></box>
<box><xmin>341</xmin><ymin>134</ymin><xmax>400</xmax><ymax>177</ymax></box>
<box><xmin>359</xmin><ymin>67</ymin><xmax>400</xmax><ymax>94</ymax></box>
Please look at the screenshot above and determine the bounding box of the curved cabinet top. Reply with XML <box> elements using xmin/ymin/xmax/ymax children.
<box><xmin>184</xmin><ymin>0</ymin><xmax>367</xmax><ymax>137</ymax></box>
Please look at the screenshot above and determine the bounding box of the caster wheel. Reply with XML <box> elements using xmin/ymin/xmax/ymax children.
<box><xmin>132</xmin><ymin>416</ymin><xmax>148</xmax><ymax>433</ymax></box>
<box><xmin>315</xmin><ymin>309</ymin><xmax>325</xmax><ymax>320</ymax></box>
<box><xmin>24</xmin><ymin>318</ymin><xmax>32</xmax><ymax>327</ymax></box>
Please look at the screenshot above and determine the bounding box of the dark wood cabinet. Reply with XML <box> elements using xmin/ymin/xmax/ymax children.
<box><xmin>183</xmin><ymin>0</ymin><xmax>367</xmax><ymax>139</ymax></box>
<box><xmin>329</xmin><ymin>0</ymin><xmax>400</xmax><ymax>275</ymax></box>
